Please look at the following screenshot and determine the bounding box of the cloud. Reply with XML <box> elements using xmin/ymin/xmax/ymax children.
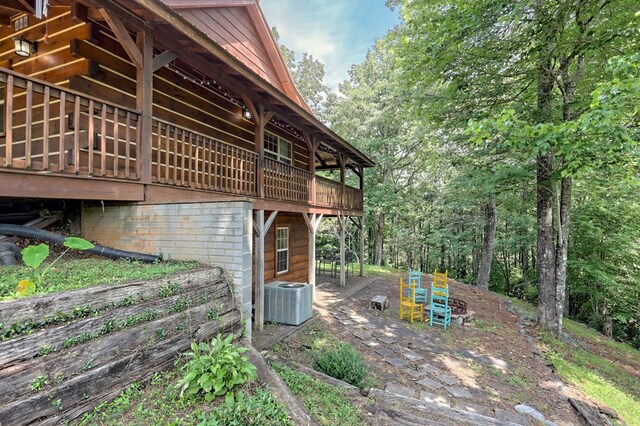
<box><xmin>261</xmin><ymin>0</ymin><xmax>398</xmax><ymax>91</ymax></box>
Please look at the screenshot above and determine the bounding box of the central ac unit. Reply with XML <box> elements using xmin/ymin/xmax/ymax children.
<box><xmin>264</xmin><ymin>281</ymin><xmax>313</xmax><ymax>325</ymax></box>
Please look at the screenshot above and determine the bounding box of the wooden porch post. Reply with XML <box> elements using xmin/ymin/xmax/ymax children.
<box><xmin>303</xmin><ymin>213</ymin><xmax>323</xmax><ymax>301</ymax></box>
<box><xmin>360</xmin><ymin>216</ymin><xmax>365</xmax><ymax>277</ymax></box>
<box><xmin>337</xmin><ymin>214</ymin><xmax>346</xmax><ymax>286</ymax></box>
<box><xmin>253</xmin><ymin>209</ymin><xmax>278</xmax><ymax>331</ymax></box>
<box><xmin>337</xmin><ymin>153</ymin><xmax>346</xmax><ymax>209</ymax></box>
<box><xmin>243</xmin><ymin>96</ymin><xmax>273</xmax><ymax>198</ymax></box>
<box><xmin>303</xmin><ymin>133</ymin><xmax>320</xmax><ymax>205</ymax></box>
<box><xmin>136</xmin><ymin>31</ymin><xmax>153</xmax><ymax>183</ymax></box>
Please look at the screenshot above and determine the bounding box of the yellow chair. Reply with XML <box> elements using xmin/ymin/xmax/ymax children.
<box><xmin>433</xmin><ymin>269</ymin><xmax>448</xmax><ymax>290</ymax></box>
<box><xmin>400</xmin><ymin>277</ymin><xmax>424</xmax><ymax>323</ymax></box>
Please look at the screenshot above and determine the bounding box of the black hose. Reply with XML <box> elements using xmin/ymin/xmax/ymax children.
<box><xmin>0</xmin><ymin>224</ymin><xmax>160</xmax><ymax>263</ymax></box>
<box><xmin>0</xmin><ymin>242</ymin><xmax>21</xmax><ymax>266</ymax></box>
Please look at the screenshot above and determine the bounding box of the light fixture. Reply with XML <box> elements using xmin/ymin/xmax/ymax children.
<box><xmin>243</xmin><ymin>107</ymin><xmax>252</xmax><ymax>120</ymax></box>
<box><xmin>13</xmin><ymin>36</ymin><xmax>37</xmax><ymax>57</ymax></box>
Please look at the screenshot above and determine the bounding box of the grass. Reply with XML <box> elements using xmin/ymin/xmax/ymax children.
<box><xmin>76</xmin><ymin>369</ymin><xmax>291</xmax><ymax>426</ymax></box>
<box><xmin>0</xmin><ymin>258</ymin><xmax>202</xmax><ymax>299</ymax></box>
<box><xmin>498</xmin><ymin>294</ymin><xmax>640</xmax><ymax>424</ymax></box>
<box><xmin>272</xmin><ymin>362</ymin><xmax>366</xmax><ymax>426</ymax></box>
<box><xmin>362</xmin><ymin>263</ymin><xmax>405</xmax><ymax>277</ymax></box>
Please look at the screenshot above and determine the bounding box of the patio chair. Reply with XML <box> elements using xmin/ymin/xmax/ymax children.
<box><xmin>429</xmin><ymin>269</ymin><xmax>452</xmax><ymax>329</ymax></box>
<box><xmin>400</xmin><ymin>277</ymin><xmax>424</xmax><ymax>323</ymax></box>
<box><xmin>408</xmin><ymin>270</ymin><xmax>428</xmax><ymax>304</ymax></box>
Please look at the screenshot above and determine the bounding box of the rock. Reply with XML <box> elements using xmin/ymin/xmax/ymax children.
<box><xmin>514</xmin><ymin>404</ymin><xmax>545</xmax><ymax>422</ymax></box>
<box><xmin>384</xmin><ymin>382</ymin><xmax>416</xmax><ymax>398</ymax></box>
<box><xmin>444</xmin><ymin>386</ymin><xmax>472</xmax><ymax>398</ymax></box>
<box><xmin>544</xmin><ymin>421</ymin><xmax>559</xmax><ymax>426</ymax></box>
<box><xmin>598</xmin><ymin>405</ymin><xmax>619</xmax><ymax>419</ymax></box>
<box><xmin>495</xmin><ymin>408</ymin><xmax>530</xmax><ymax>425</ymax></box>
<box><xmin>417</xmin><ymin>377</ymin><xmax>443</xmax><ymax>391</ymax></box>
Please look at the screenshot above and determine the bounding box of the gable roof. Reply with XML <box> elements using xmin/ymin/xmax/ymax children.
<box><xmin>161</xmin><ymin>0</ymin><xmax>312</xmax><ymax>113</ymax></box>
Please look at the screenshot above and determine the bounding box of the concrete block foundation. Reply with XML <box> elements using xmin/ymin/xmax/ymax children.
<box><xmin>82</xmin><ymin>201</ymin><xmax>254</xmax><ymax>340</ymax></box>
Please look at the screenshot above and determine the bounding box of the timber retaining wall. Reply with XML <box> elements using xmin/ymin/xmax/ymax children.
<box><xmin>0</xmin><ymin>268</ymin><xmax>242</xmax><ymax>425</ymax></box>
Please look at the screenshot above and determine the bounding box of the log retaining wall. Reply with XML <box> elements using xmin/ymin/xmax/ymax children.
<box><xmin>0</xmin><ymin>268</ymin><xmax>242</xmax><ymax>425</ymax></box>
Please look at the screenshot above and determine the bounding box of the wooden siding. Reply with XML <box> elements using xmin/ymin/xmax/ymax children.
<box><xmin>0</xmin><ymin>9</ymin><xmax>92</xmax><ymax>86</ymax></box>
<box><xmin>174</xmin><ymin>7</ymin><xmax>284</xmax><ymax>93</ymax></box>
<box><xmin>252</xmin><ymin>212</ymin><xmax>309</xmax><ymax>289</ymax></box>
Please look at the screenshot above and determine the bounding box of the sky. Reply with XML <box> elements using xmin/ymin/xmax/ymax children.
<box><xmin>260</xmin><ymin>0</ymin><xmax>400</xmax><ymax>91</ymax></box>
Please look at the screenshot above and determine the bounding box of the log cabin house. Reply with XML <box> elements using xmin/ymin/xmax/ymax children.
<box><xmin>0</xmin><ymin>0</ymin><xmax>373</xmax><ymax>338</ymax></box>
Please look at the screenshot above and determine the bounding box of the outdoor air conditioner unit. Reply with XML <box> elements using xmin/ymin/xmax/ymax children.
<box><xmin>264</xmin><ymin>281</ymin><xmax>313</xmax><ymax>325</ymax></box>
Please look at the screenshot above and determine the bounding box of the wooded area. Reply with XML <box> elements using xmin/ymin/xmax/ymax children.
<box><xmin>288</xmin><ymin>0</ymin><xmax>639</xmax><ymax>347</ymax></box>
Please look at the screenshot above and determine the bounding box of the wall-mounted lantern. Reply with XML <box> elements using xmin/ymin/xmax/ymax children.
<box><xmin>243</xmin><ymin>107</ymin><xmax>252</xmax><ymax>120</ymax></box>
<box><xmin>12</xmin><ymin>36</ymin><xmax>37</xmax><ymax>57</ymax></box>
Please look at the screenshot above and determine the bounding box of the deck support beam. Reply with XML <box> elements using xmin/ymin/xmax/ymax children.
<box><xmin>302</xmin><ymin>213</ymin><xmax>323</xmax><ymax>301</ymax></box>
<box><xmin>337</xmin><ymin>153</ymin><xmax>346</xmax><ymax>209</ymax></box>
<box><xmin>360</xmin><ymin>217</ymin><xmax>365</xmax><ymax>277</ymax></box>
<box><xmin>253</xmin><ymin>210</ymin><xmax>278</xmax><ymax>331</ymax></box>
<box><xmin>243</xmin><ymin>96</ymin><xmax>274</xmax><ymax>199</ymax></box>
<box><xmin>136</xmin><ymin>31</ymin><xmax>154</xmax><ymax>183</ymax></box>
<box><xmin>303</xmin><ymin>132</ymin><xmax>320</xmax><ymax>205</ymax></box>
<box><xmin>337</xmin><ymin>214</ymin><xmax>347</xmax><ymax>286</ymax></box>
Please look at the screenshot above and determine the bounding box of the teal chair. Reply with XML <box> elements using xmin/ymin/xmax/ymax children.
<box><xmin>408</xmin><ymin>270</ymin><xmax>428</xmax><ymax>304</ymax></box>
<box><xmin>429</xmin><ymin>270</ymin><xmax>452</xmax><ymax>329</ymax></box>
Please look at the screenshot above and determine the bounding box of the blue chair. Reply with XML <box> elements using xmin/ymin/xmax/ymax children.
<box><xmin>408</xmin><ymin>270</ymin><xmax>428</xmax><ymax>304</ymax></box>
<box><xmin>429</xmin><ymin>270</ymin><xmax>452</xmax><ymax>329</ymax></box>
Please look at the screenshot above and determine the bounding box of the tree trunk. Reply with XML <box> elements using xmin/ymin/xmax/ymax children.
<box><xmin>373</xmin><ymin>213</ymin><xmax>384</xmax><ymax>266</ymax></box>
<box><xmin>476</xmin><ymin>195</ymin><xmax>496</xmax><ymax>290</ymax></box>
<box><xmin>537</xmin><ymin>151</ymin><xmax>556</xmax><ymax>329</ymax></box>
<box><xmin>553</xmin><ymin>178</ymin><xmax>572</xmax><ymax>335</ymax></box>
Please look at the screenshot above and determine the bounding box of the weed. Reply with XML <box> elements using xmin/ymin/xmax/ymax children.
<box><xmin>53</xmin><ymin>373</ymin><xmax>65</xmax><ymax>385</ymax></box>
<box><xmin>80</xmin><ymin>359</ymin><xmax>94</xmax><ymax>372</ymax></box>
<box><xmin>38</xmin><ymin>345</ymin><xmax>56</xmax><ymax>356</ymax></box>
<box><xmin>52</xmin><ymin>398</ymin><xmax>62</xmax><ymax>411</ymax></box>
<box><xmin>157</xmin><ymin>283</ymin><xmax>182</xmax><ymax>298</ymax></box>
<box><xmin>156</xmin><ymin>327</ymin><xmax>167</xmax><ymax>340</ymax></box>
<box><xmin>31</xmin><ymin>375</ymin><xmax>49</xmax><ymax>392</ymax></box>
<box><xmin>273</xmin><ymin>362</ymin><xmax>366</xmax><ymax>426</ymax></box>
<box><xmin>313</xmin><ymin>342</ymin><xmax>368</xmax><ymax>388</ymax></box>
<box><xmin>177</xmin><ymin>334</ymin><xmax>257</xmax><ymax>402</ymax></box>
<box><xmin>207</xmin><ymin>307</ymin><xmax>219</xmax><ymax>321</ymax></box>
<box><xmin>196</xmin><ymin>388</ymin><xmax>292</xmax><ymax>426</ymax></box>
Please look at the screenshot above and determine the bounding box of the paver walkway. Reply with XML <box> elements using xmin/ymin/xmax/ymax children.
<box><xmin>328</xmin><ymin>305</ymin><xmax>534</xmax><ymax>425</ymax></box>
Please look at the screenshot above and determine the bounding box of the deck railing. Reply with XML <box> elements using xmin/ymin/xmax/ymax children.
<box><xmin>264</xmin><ymin>157</ymin><xmax>312</xmax><ymax>203</ymax></box>
<box><xmin>0</xmin><ymin>69</ymin><xmax>140</xmax><ymax>179</ymax></box>
<box><xmin>152</xmin><ymin>119</ymin><xmax>258</xmax><ymax>196</ymax></box>
<box><xmin>316</xmin><ymin>176</ymin><xmax>364</xmax><ymax>211</ymax></box>
<box><xmin>0</xmin><ymin>69</ymin><xmax>363</xmax><ymax>211</ymax></box>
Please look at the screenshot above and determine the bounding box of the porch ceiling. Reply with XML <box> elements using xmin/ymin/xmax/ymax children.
<box><xmin>79</xmin><ymin>0</ymin><xmax>374</xmax><ymax>169</ymax></box>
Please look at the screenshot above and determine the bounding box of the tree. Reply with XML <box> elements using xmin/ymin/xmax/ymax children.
<box><xmin>394</xmin><ymin>0</ymin><xmax>637</xmax><ymax>336</ymax></box>
<box><xmin>273</xmin><ymin>27</ymin><xmax>331</xmax><ymax>116</ymax></box>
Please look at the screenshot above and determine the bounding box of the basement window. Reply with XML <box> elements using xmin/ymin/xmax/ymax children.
<box><xmin>276</xmin><ymin>227</ymin><xmax>289</xmax><ymax>274</ymax></box>
<box><xmin>264</xmin><ymin>131</ymin><xmax>292</xmax><ymax>165</ymax></box>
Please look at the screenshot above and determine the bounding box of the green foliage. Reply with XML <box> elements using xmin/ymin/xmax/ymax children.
<box><xmin>273</xmin><ymin>363</ymin><xmax>366</xmax><ymax>426</ymax></box>
<box><xmin>312</xmin><ymin>342</ymin><xmax>368</xmax><ymax>388</ymax></box>
<box><xmin>30</xmin><ymin>375</ymin><xmax>49</xmax><ymax>391</ymax></box>
<box><xmin>22</xmin><ymin>244</ymin><xmax>50</xmax><ymax>269</ymax></box>
<box><xmin>15</xmin><ymin>237</ymin><xmax>94</xmax><ymax>297</ymax></box>
<box><xmin>196</xmin><ymin>388</ymin><xmax>292</xmax><ymax>426</ymax></box>
<box><xmin>177</xmin><ymin>334</ymin><xmax>257</xmax><ymax>402</ymax></box>
<box><xmin>0</xmin><ymin>258</ymin><xmax>200</xmax><ymax>300</ymax></box>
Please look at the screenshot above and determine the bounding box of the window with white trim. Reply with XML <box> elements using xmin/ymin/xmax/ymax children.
<box><xmin>276</xmin><ymin>227</ymin><xmax>289</xmax><ymax>274</ymax></box>
<box><xmin>264</xmin><ymin>131</ymin><xmax>292</xmax><ymax>165</ymax></box>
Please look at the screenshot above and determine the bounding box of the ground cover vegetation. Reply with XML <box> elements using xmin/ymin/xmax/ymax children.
<box><xmin>76</xmin><ymin>335</ymin><xmax>292</xmax><ymax>426</ymax></box>
<box><xmin>0</xmin><ymin>258</ymin><xmax>201</xmax><ymax>300</ymax></box>
<box><xmin>302</xmin><ymin>1</ymin><xmax>640</xmax><ymax>349</ymax></box>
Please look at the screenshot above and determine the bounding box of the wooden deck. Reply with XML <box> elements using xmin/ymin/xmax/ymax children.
<box><xmin>0</xmin><ymin>69</ymin><xmax>363</xmax><ymax>213</ymax></box>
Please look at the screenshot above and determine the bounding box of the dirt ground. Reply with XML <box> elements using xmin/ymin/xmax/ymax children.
<box><xmin>255</xmin><ymin>272</ymin><xmax>585</xmax><ymax>425</ymax></box>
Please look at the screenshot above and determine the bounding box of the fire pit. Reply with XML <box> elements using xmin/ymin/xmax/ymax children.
<box><xmin>448</xmin><ymin>297</ymin><xmax>467</xmax><ymax>315</ymax></box>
